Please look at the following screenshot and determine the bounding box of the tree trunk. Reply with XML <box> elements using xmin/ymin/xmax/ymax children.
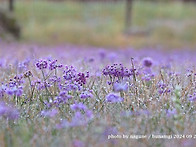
<box><xmin>125</xmin><ymin>0</ymin><xmax>133</xmax><ymax>33</ymax></box>
<box><xmin>9</xmin><ymin>0</ymin><xmax>14</xmax><ymax>12</ymax></box>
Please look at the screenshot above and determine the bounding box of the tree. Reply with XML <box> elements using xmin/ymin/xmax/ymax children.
<box><xmin>9</xmin><ymin>0</ymin><xmax>14</xmax><ymax>12</ymax></box>
<box><xmin>125</xmin><ymin>0</ymin><xmax>133</xmax><ymax>33</ymax></box>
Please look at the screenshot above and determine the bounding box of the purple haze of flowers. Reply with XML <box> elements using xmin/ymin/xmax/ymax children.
<box><xmin>41</xmin><ymin>108</ymin><xmax>58</xmax><ymax>118</ymax></box>
<box><xmin>113</xmin><ymin>82</ymin><xmax>128</xmax><ymax>92</ymax></box>
<box><xmin>98</xmin><ymin>49</ymin><xmax>106</xmax><ymax>60</ymax></box>
<box><xmin>69</xmin><ymin>111</ymin><xmax>93</xmax><ymax>127</ymax></box>
<box><xmin>0</xmin><ymin>102</ymin><xmax>19</xmax><ymax>120</ymax></box>
<box><xmin>142</xmin><ymin>57</ymin><xmax>153</xmax><ymax>68</ymax></box>
<box><xmin>56</xmin><ymin>109</ymin><xmax>93</xmax><ymax>129</ymax></box>
<box><xmin>105</xmin><ymin>93</ymin><xmax>123</xmax><ymax>103</ymax></box>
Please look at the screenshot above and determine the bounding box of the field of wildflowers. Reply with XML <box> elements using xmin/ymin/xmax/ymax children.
<box><xmin>0</xmin><ymin>42</ymin><xmax>196</xmax><ymax>147</ymax></box>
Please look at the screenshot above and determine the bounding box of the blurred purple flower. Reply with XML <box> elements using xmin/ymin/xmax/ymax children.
<box><xmin>41</xmin><ymin>108</ymin><xmax>58</xmax><ymax>118</ymax></box>
<box><xmin>188</xmin><ymin>94</ymin><xmax>196</xmax><ymax>102</ymax></box>
<box><xmin>166</xmin><ymin>109</ymin><xmax>177</xmax><ymax>117</ymax></box>
<box><xmin>70</xmin><ymin>103</ymin><xmax>87</xmax><ymax>111</ymax></box>
<box><xmin>0</xmin><ymin>102</ymin><xmax>19</xmax><ymax>120</ymax></box>
<box><xmin>5</xmin><ymin>86</ymin><xmax>23</xmax><ymax>97</ymax></box>
<box><xmin>113</xmin><ymin>82</ymin><xmax>128</xmax><ymax>92</ymax></box>
<box><xmin>106</xmin><ymin>93</ymin><xmax>123</xmax><ymax>103</ymax></box>
<box><xmin>142</xmin><ymin>57</ymin><xmax>153</xmax><ymax>68</ymax></box>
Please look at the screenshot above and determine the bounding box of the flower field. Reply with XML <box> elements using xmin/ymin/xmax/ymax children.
<box><xmin>0</xmin><ymin>42</ymin><xmax>196</xmax><ymax>147</ymax></box>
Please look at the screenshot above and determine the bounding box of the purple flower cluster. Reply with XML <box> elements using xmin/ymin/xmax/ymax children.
<box><xmin>75</xmin><ymin>72</ymin><xmax>89</xmax><ymax>86</ymax></box>
<box><xmin>1</xmin><ymin>75</ymin><xmax>24</xmax><ymax>97</ymax></box>
<box><xmin>36</xmin><ymin>60</ymin><xmax>48</xmax><ymax>70</ymax></box>
<box><xmin>54</xmin><ymin>91</ymin><xmax>72</xmax><ymax>105</ymax></box>
<box><xmin>103</xmin><ymin>64</ymin><xmax>133</xmax><ymax>80</ymax></box>
<box><xmin>157</xmin><ymin>82</ymin><xmax>171</xmax><ymax>94</ymax></box>
<box><xmin>63</xmin><ymin>66</ymin><xmax>89</xmax><ymax>87</ymax></box>
<box><xmin>36</xmin><ymin>59</ymin><xmax>63</xmax><ymax>71</ymax></box>
<box><xmin>48</xmin><ymin>59</ymin><xmax>63</xmax><ymax>70</ymax></box>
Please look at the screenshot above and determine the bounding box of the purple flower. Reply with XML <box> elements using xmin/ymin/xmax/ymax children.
<box><xmin>75</xmin><ymin>72</ymin><xmax>89</xmax><ymax>86</ymax></box>
<box><xmin>63</xmin><ymin>66</ymin><xmax>89</xmax><ymax>86</ymax></box>
<box><xmin>113</xmin><ymin>82</ymin><xmax>128</xmax><ymax>92</ymax></box>
<box><xmin>48</xmin><ymin>59</ymin><xmax>63</xmax><ymax>70</ymax></box>
<box><xmin>188</xmin><ymin>94</ymin><xmax>196</xmax><ymax>102</ymax></box>
<box><xmin>166</xmin><ymin>109</ymin><xmax>177</xmax><ymax>117</ymax></box>
<box><xmin>70</xmin><ymin>103</ymin><xmax>87</xmax><ymax>111</ymax></box>
<box><xmin>157</xmin><ymin>82</ymin><xmax>170</xmax><ymax>94</ymax></box>
<box><xmin>142</xmin><ymin>57</ymin><xmax>153</xmax><ymax>68</ymax></box>
<box><xmin>98</xmin><ymin>49</ymin><xmax>106</xmax><ymax>60</ymax></box>
<box><xmin>0</xmin><ymin>102</ymin><xmax>19</xmax><ymax>120</ymax></box>
<box><xmin>79</xmin><ymin>91</ymin><xmax>93</xmax><ymax>99</ymax></box>
<box><xmin>41</xmin><ymin>108</ymin><xmax>58</xmax><ymax>118</ymax></box>
<box><xmin>49</xmin><ymin>76</ymin><xmax>61</xmax><ymax>84</ymax></box>
<box><xmin>54</xmin><ymin>91</ymin><xmax>72</xmax><ymax>105</ymax></box>
<box><xmin>36</xmin><ymin>60</ymin><xmax>48</xmax><ymax>70</ymax></box>
<box><xmin>69</xmin><ymin>111</ymin><xmax>88</xmax><ymax>127</ymax></box>
<box><xmin>56</xmin><ymin>109</ymin><xmax>93</xmax><ymax>128</ymax></box>
<box><xmin>5</xmin><ymin>86</ymin><xmax>23</xmax><ymax>97</ymax></box>
<box><xmin>106</xmin><ymin>93</ymin><xmax>123</xmax><ymax>103</ymax></box>
<box><xmin>63</xmin><ymin>66</ymin><xmax>77</xmax><ymax>80</ymax></box>
<box><xmin>23</xmin><ymin>70</ymin><xmax>33</xmax><ymax>78</ymax></box>
<box><xmin>103</xmin><ymin>64</ymin><xmax>133</xmax><ymax>81</ymax></box>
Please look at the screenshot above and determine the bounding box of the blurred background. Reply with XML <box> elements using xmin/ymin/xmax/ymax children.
<box><xmin>0</xmin><ymin>0</ymin><xmax>196</xmax><ymax>48</ymax></box>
